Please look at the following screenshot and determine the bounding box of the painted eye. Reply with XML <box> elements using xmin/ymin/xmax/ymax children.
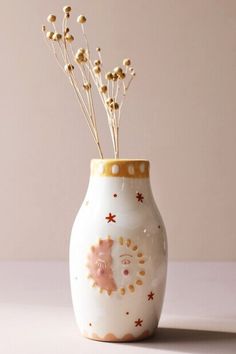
<box><xmin>121</xmin><ymin>258</ymin><xmax>131</xmax><ymax>265</ymax></box>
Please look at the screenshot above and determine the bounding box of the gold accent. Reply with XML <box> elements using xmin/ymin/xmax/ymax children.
<box><xmin>139</xmin><ymin>260</ymin><xmax>145</xmax><ymax>264</ymax></box>
<box><xmin>139</xmin><ymin>270</ymin><xmax>145</xmax><ymax>276</ymax></box>
<box><xmin>120</xmin><ymin>288</ymin><xmax>126</xmax><ymax>295</ymax></box>
<box><xmin>91</xmin><ymin>159</ymin><xmax>149</xmax><ymax>178</ymax></box>
<box><xmin>128</xmin><ymin>284</ymin><xmax>135</xmax><ymax>292</ymax></box>
<box><xmin>126</xmin><ymin>239</ymin><xmax>131</xmax><ymax>247</ymax></box>
<box><xmin>137</xmin><ymin>252</ymin><xmax>143</xmax><ymax>257</ymax></box>
<box><xmin>132</xmin><ymin>245</ymin><xmax>138</xmax><ymax>251</ymax></box>
<box><xmin>83</xmin><ymin>329</ymin><xmax>151</xmax><ymax>342</ymax></box>
<box><xmin>119</xmin><ymin>237</ymin><xmax>124</xmax><ymax>245</ymax></box>
<box><xmin>136</xmin><ymin>279</ymin><xmax>143</xmax><ymax>285</ymax></box>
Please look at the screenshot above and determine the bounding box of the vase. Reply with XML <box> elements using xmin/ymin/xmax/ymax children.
<box><xmin>70</xmin><ymin>159</ymin><xmax>168</xmax><ymax>341</ymax></box>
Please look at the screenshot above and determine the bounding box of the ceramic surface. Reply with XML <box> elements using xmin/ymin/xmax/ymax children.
<box><xmin>70</xmin><ymin>159</ymin><xmax>168</xmax><ymax>341</ymax></box>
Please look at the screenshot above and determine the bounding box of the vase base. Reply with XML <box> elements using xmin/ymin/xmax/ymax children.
<box><xmin>82</xmin><ymin>329</ymin><xmax>154</xmax><ymax>342</ymax></box>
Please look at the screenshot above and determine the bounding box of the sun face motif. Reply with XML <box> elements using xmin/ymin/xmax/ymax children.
<box><xmin>87</xmin><ymin>236</ymin><xmax>146</xmax><ymax>295</ymax></box>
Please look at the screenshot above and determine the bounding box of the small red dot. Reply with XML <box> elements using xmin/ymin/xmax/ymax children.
<box><xmin>113</xmin><ymin>193</ymin><xmax>117</xmax><ymax>197</ymax></box>
<box><xmin>123</xmin><ymin>269</ymin><xmax>129</xmax><ymax>276</ymax></box>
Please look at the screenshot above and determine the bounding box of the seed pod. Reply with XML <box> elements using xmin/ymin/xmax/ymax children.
<box><xmin>118</xmin><ymin>72</ymin><xmax>126</xmax><ymax>79</ymax></box>
<box><xmin>63</xmin><ymin>6</ymin><xmax>72</xmax><ymax>13</ymax></box>
<box><xmin>64</xmin><ymin>64</ymin><xmax>74</xmax><ymax>72</ymax></box>
<box><xmin>47</xmin><ymin>14</ymin><xmax>56</xmax><ymax>23</ymax></box>
<box><xmin>106</xmin><ymin>98</ymin><xmax>113</xmax><ymax>105</ymax></box>
<box><xmin>78</xmin><ymin>48</ymin><xmax>86</xmax><ymax>54</ymax></box>
<box><xmin>93</xmin><ymin>65</ymin><xmax>101</xmax><ymax>74</ymax></box>
<box><xmin>123</xmin><ymin>58</ymin><xmax>131</xmax><ymax>66</ymax></box>
<box><xmin>110</xmin><ymin>102</ymin><xmax>119</xmax><ymax>110</ymax></box>
<box><xmin>94</xmin><ymin>59</ymin><xmax>101</xmax><ymax>66</ymax></box>
<box><xmin>100</xmin><ymin>85</ymin><xmax>107</xmax><ymax>94</ymax></box>
<box><xmin>83</xmin><ymin>83</ymin><xmax>91</xmax><ymax>90</ymax></box>
<box><xmin>112</xmin><ymin>73</ymin><xmax>118</xmax><ymax>81</ymax></box>
<box><xmin>114</xmin><ymin>67</ymin><xmax>122</xmax><ymax>75</ymax></box>
<box><xmin>96</xmin><ymin>47</ymin><xmax>101</xmax><ymax>52</ymax></box>
<box><xmin>75</xmin><ymin>52</ymin><xmax>87</xmax><ymax>64</ymax></box>
<box><xmin>52</xmin><ymin>33</ymin><xmax>62</xmax><ymax>41</ymax></box>
<box><xmin>65</xmin><ymin>34</ymin><xmax>74</xmax><ymax>43</ymax></box>
<box><xmin>105</xmin><ymin>72</ymin><xmax>113</xmax><ymax>80</ymax></box>
<box><xmin>131</xmin><ymin>70</ymin><xmax>136</xmax><ymax>76</ymax></box>
<box><xmin>64</xmin><ymin>27</ymin><xmax>70</xmax><ymax>34</ymax></box>
<box><xmin>46</xmin><ymin>31</ymin><xmax>54</xmax><ymax>39</ymax></box>
<box><xmin>77</xmin><ymin>15</ymin><xmax>86</xmax><ymax>24</ymax></box>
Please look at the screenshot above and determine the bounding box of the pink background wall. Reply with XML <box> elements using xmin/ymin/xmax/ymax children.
<box><xmin>1</xmin><ymin>0</ymin><xmax>236</xmax><ymax>260</ymax></box>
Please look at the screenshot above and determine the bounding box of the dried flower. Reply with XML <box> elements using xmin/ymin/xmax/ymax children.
<box><xmin>65</xmin><ymin>34</ymin><xmax>74</xmax><ymax>43</ymax></box>
<box><xmin>47</xmin><ymin>14</ymin><xmax>56</xmax><ymax>23</ymax></box>
<box><xmin>63</xmin><ymin>6</ymin><xmax>72</xmax><ymax>13</ymax></box>
<box><xmin>75</xmin><ymin>48</ymin><xmax>87</xmax><ymax>64</ymax></box>
<box><xmin>110</xmin><ymin>102</ymin><xmax>119</xmax><ymax>110</ymax></box>
<box><xmin>106</xmin><ymin>98</ymin><xmax>113</xmax><ymax>105</ymax></box>
<box><xmin>112</xmin><ymin>73</ymin><xmax>118</xmax><ymax>81</ymax></box>
<box><xmin>77</xmin><ymin>15</ymin><xmax>86</xmax><ymax>24</ymax></box>
<box><xmin>64</xmin><ymin>64</ymin><xmax>74</xmax><ymax>72</ymax></box>
<box><xmin>83</xmin><ymin>83</ymin><xmax>91</xmax><ymax>90</ymax></box>
<box><xmin>94</xmin><ymin>59</ymin><xmax>101</xmax><ymax>66</ymax></box>
<box><xmin>78</xmin><ymin>48</ymin><xmax>86</xmax><ymax>54</ymax></box>
<box><xmin>42</xmin><ymin>6</ymin><xmax>136</xmax><ymax>159</ymax></box>
<box><xmin>114</xmin><ymin>67</ymin><xmax>122</xmax><ymax>75</ymax></box>
<box><xmin>123</xmin><ymin>58</ymin><xmax>131</xmax><ymax>66</ymax></box>
<box><xmin>46</xmin><ymin>31</ymin><xmax>54</xmax><ymax>39</ymax></box>
<box><xmin>105</xmin><ymin>72</ymin><xmax>113</xmax><ymax>80</ymax></box>
<box><xmin>52</xmin><ymin>33</ymin><xmax>62</xmax><ymax>41</ymax></box>
<box><xmin>100</xmin><ymin>85</ymin><xmax>107</xmax><ymax>94</ymax></box>
<box><xmin>93</xmin><ymin>65</ymin><xmax>101</xmax><ymax>75</ymax></box>
<box><xmin>130</xmin><ymin>68</ymin><xmax>136</xmax><ymax>76</ymax></box>
<box><xmin>118</xmin><ymin>72</ymin><xmax>126</xmax><ymax>79</ymax></box>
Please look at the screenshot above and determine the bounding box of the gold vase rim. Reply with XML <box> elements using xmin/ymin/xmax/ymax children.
<box><xmin>90</xmin><ymin>159</ymin><xmax>150</xmax><ymax>178</ymax></box>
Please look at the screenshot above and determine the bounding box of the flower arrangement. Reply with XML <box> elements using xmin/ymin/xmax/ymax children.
<box><xmin>42</xmin><ymin>5</ymin><xmax>136</xmax><ymax>159</ymax></box>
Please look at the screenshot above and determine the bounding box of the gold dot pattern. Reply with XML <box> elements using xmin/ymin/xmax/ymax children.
<box><xmin>91</xmin><ymin>159</ymin><xmax>149</xmax><ymax>178</ymax></box>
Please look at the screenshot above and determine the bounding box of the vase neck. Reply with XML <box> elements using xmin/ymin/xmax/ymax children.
<box><xmin>90</xmin><ymin>159</ymin><xmax>150</xmax><ymax>179</ymax></box>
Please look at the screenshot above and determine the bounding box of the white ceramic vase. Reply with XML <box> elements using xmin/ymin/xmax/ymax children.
<box><xmin>70</xmin><ymin>159</ymin><xmax>167</xmax><ymax>341</ymax></box>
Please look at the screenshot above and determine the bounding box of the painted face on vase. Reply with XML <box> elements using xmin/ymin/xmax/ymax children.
<box><xmin>87</xmin><ymin>237</ymin><xmax>145</xmax><ymax>295</ymax></box>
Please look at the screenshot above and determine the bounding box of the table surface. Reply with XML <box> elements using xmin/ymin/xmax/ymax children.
<box><xmin>0</xmin><ymin>261</ymin><xmax>235</xmax><ymax>354</ymax></box>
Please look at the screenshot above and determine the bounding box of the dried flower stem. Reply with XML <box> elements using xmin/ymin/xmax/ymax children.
<box><xmin>42</xmin><ymin>6</ymin><xmax>135</xmax><ymax>159</ymax></box>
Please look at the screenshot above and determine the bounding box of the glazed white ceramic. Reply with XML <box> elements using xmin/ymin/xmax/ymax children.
<box><xmin>70</xmin><ymin>159</ymin><xmax>168</xmax><ymax>341</ymax></box>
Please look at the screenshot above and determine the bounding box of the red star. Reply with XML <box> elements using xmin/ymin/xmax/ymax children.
<box><xmin>148</xmin><ymin>291</ymin><xmax>155</xmax><ymax>300</ymax></box>
<box><xmin>134</xmin><ymin>318</ymin><xmax>143</xmax><ymax>327</ymax></box>
<box><xmin>105</xmin><ymin>212</ymin><xmax>116</xmax><ymax>223</ymax></box>
<box><xmin>136</xmin><ymin>192</ymin><xmax>144</xmax><ymax>203</ymax></box>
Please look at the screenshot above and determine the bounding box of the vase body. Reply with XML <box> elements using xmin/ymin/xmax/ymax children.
<box><xmin>70</xmin><ymin>159</ymin><xmax>167</xmax><ymax>341</ymax></box>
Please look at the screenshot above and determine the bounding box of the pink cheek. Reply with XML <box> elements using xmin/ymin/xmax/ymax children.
<box><xmin>123</xmin><ymin>269</ymin><xmax>129</xmax><ymax>276</ymax></box>
<box><xmin>97</xmin><ymin>268</ymin><xmax>105</xmax><ymax>276</ymax></box>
